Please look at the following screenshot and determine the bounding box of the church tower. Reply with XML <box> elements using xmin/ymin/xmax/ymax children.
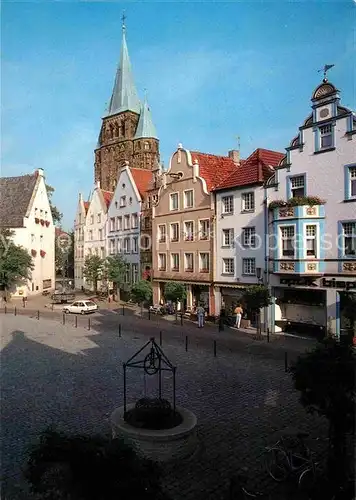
<box><xmin>94</xmin><ymin>18</ymin><xmax>159</xmax><ymax>192</ymax></box>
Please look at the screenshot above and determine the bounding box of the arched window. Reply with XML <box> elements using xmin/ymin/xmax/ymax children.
<box><xmin>144</xmin><ymin>141</ymin><xmax>150</xmax><ymax>151</ymax></box>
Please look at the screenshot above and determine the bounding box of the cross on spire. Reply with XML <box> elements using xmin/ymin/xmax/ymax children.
<box><xmin>122</xmin><ymin>12</ymin><xmax>126</xmax><ymax>32</ymax></box>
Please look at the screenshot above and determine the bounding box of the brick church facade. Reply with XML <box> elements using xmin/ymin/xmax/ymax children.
<box><xmin>94</xmin><ymin>22</ymin><xmax>159</xmax><ymax>192</ymax></box>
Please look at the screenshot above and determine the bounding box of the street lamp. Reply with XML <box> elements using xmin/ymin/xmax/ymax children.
<box><xmin>256</xmin><ymin>267</ymin><xmax>264</xmax><ymax>284</ymax></box>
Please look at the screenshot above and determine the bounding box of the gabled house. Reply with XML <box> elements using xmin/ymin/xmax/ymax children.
<box><xmin>0</xmin><ymin>168</ymin><xmax>55</xmax><ymax>296</ymax></box>
<box><xmin>152</xmin><ymin>144</ymin><xmax>238</xmax><ymax>314</ymax></box>
<box><xmin>107</xmin><ymin>163</ymin><xmax>152</xmax><ymax>287</ymax></box>
<box><xmin>74</xmin><ymin>193</ymin><xmax>89</xmax><ymax>289</ymax></box>
<box><xmin>213</xmin><ymin>148</ymin><xmax>284</xmax><ymax>315</ymax></box>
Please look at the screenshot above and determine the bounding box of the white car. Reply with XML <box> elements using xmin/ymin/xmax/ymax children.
<box><xmin>63</xmin><ymin>300</ymin><xmax>98</xmax><ymax>315</ymax></box>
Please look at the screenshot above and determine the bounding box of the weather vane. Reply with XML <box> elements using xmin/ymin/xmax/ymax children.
<box><xmin>122</xmin><ymin>12</ymin><xmax>126</xmax><ymax>32</ymax></box>
<box><xmin>318</xmin><ymin>64</ymin><xmax>334</xmax><ymax>81</ymax></box>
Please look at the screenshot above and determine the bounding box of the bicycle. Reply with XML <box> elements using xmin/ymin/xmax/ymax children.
<box><xmin>228</xmin><ymin>474</ymin><xmax>270</xmax><ymax>499</ymax></box>
<box><xmin>264</xmin><ymin>431</ymin><xmax>321</xmax><ymax>490</ymax></box>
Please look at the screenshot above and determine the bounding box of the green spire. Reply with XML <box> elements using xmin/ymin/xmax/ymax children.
<box><xmin>106</xmin><ymin>17</ymin><xmax>140</xmax><ymax>116</ymax></box>
<box><xmin>134</xmin><ymin>94</ymin><xmax>158</xmax><ymax>139</ymax></box>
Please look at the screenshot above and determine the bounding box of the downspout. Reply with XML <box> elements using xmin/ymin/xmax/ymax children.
<box><xmin>264</xmin><ymin>185</ymin><xmax>270</xmax><ymax>334</ymax></box>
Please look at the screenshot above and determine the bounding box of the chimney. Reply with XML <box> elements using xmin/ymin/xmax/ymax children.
<box><xmin>228</xmin><ymin>150</ymin><xmax>240</xmax><ymax>165</ymax></box>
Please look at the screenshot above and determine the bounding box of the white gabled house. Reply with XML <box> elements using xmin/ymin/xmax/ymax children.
<box><xmin>267</xmin><ymin>77</ymin><xmax>356</xmax><ymax>338</ymax></box>
<box><xmin>74</xmin><ymin>193</ymin><xmax>89</xmax><ymax>290</ymax></box>
<box><xmin>107</xmin><ymin>163</ymin><xmax>152</xmax><ymax>287</ymax></box>
<box><xmin>0</xmin><ymin>168</ymin><xmax>55</xmax><ymax>296</ymax></box>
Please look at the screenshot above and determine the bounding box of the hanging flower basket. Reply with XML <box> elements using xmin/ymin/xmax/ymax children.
<box><xmin>45</xmin><ymin>221</ymin><xmax>50</xmax><ymax>227</ymax></box>
<box><xmin>40</xmin><ymin>219</ymin><xmax>45</xmax><ymax>226</ymax></box>
<box><xmin>40</xmin><ymin>250</ymin><xmax>46</xmax><ymax>258</ymax></box>
<box><xmin>31</xmin><ymin>249</ymin><xmax>37</xmax><ymax>257</ymax></box>
<box><xmin>35</xmin><ymin>218</ymin><xmax>40</xmax><ymax>224</ymax></box>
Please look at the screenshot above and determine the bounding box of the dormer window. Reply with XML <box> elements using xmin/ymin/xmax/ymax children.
<box><xmin>320</xmin><ymin>124</ymin><xmax>333</xmax><ymax>149</ymax></box>
<box><xmin>120</xmin><ymin>196</ymin><xmax>126</xmax><ymax>207</ymax></box>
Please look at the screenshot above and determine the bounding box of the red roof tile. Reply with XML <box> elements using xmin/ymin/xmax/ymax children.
<box><xmin>100</xmin><ymin>190</ymin><xmax>113</xmax><ymax>208</ymax></box>
<box><xmin>190</xmin><ymin>152</ymin><xmax>238</xmax><ymax>191</ymax></box>
<box><xmin>214</xmin><ymin>148</ymin><xmax>284</xmax><ymax>190</ymax></box>
<box><xmin>55</xmin><ymin>228</ymin><xmax>70</xmax><ymax>238</ymax></box>
<box><xmin>130</xmin><ymin>168</ymin><xmax>153</xmax><ymax>198</ymax></box>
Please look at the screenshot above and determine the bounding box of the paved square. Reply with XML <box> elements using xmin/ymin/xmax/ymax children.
<box><xmin>1</xmin><ymin>314</ymin><xmax>328</xmax><ymax>499</ymax></box>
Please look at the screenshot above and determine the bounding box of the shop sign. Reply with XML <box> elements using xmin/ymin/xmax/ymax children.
<box><xmin>280</xmin><ymin>277</ymin><xmax>318</xmax><ymax>287</ymax></box>
<box><xmin>321</xmin><ymin>278</ymin><xmax>356</xmax><ymax>290</ymax></box>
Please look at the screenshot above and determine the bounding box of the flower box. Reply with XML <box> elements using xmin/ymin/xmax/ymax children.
<box><xmin>40</xmin><ymin>250</ymin><xmax>46</xmax><ymax>258</ymax></box>
<box><xmin>45</xmin><ymin>220</ymin><xmax>50</xmax><ymax>227</ymax></box>
<box><xmin>35</xmin><ymin>218</ymin><xmax>40</xmax><ymax>224</ymax></box>
<box><xmin>31</xmin><ymin>249</ymin><xmax>37</xmax><ymax>257</ymax></box>
<box><xmin>269</xmin><ymin>196</ymin><xmax>325</xmax><ymax>210</ymax></box>
<box><xmin>40</xmin><ymin>219</ymin><xmax>45</xmax><ymax>226</ymax></box>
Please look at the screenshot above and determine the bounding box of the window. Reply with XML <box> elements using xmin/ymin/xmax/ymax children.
<box><xmin>222</xmin><ymin>196</ymin><xmax>233</xmax><ymax>214</ymax></box>
<box><xmin>158</xmin><ymin>253</ymin><xmax>166</xmax><ymax>271</ymax></box>
<box><xmin>320</xmin><ymin>124</ymin><xmax>333</xmax><ymax>149</ymax></box>
<box><xmin>120</xmin><ymin>196</ymin><xmax>126</xmax><ymax>207</ymax></box>
<box><xmin>89</xmin><ymin>230</ymin><xmax>93</xmax><ymax>241</ymax></box>
<box><xmin>184</xmin><ymin>253</ymin><xmax>194</xmax><ymax>272</ymax></box>
<box><xmin>124</xmin><ymin>264</ymin><xmax>130</xmax><ymax>283</ymax></box>
<box><xmin>223</xmin><ymin>258</ymin><xmax>235</xmax><ymax>275</ymax></box>
<box><xmin>171</xmin><ymin>253</ymin><xmax>179</xmax><ymax>271</ymax></box>
<box><xmin>31</xmin><ymin>234</ymin><xmax>35</xmax><ymax>243</ymax></box>
<box><xmin>132</xmin><ymin>264</ymin><xmax>138</xmax><ymax>284</ymax></box>
<box><xmin>109</xmin><ymin>239</ymin><xmax>115</xmax><ymax>254</ymax></box>
<box><xmin>184</xmin><ymin>190</ymin><xmax>194</xmax><ymax>208</ymax></box>
<box><xmin>132</xmin><ymin>237</ymin><xmax>138</xmax><ymax>253</ymax></box>
<box><xmin>199</xmin><ymin>219</ymin><xmax>210</xmax><ymax>240</ymax></box>
<box><xmin>170</xmin><ymin>193</ymin><xmax>179</xmax><ymax>211</ymax></box>
<box><xmin>184</xmin><ymin>221</ymin><xmax>194</xmax><ymax>241</ymax></box>
<box><xmin>141</xmin><ymin>236</ymin><xmax>150</xmax><ymax>250</ymax></box>
<box><xmin>306</xmin><ymin>225</ymin><xmax>317</xmax><ymax>257</ymax></box>
<box><xmin>117</xmin><ymin>238</ymin><xmax>122</xmax><ymax>253</ymax></box>
<box><xmin>242</xmin><ymin>227</ymin><xmax>256</xmax><ymax>247</ymax></box>
<box><xmin>346</xmin><ymin>166</ymin><xmax>356</xmax><ymax>199</ymax></box>
<box><xmin>290</xmin><ymin>176</ymin><xmax>305</xmax><ymax>198</ymax></box>
<box><xmin>110</xmin><ymin>217</ymin><xmax>115</xmax><ymax>231</ymax></box>
<box><xmin>132</xmin><ymin>213</ymin><xmax>138</xmax><ymax>228</ymax></box>
<box><xmin>281</xmin><ymin>226</ymin><xmax>295</xmax><ymax>257</ymax></box>
<box><xmin>242</xmin><ymin>258</ymin><xmax>256</xmax><ymax>275</ymax></box>
<box><xmin>152</xmin><ymin>194</ymin><xmax>158</xmax><ymax>205</ymax></box>
<box><xmin>124</xmin><ymin>237</ymin><xmax>130</xmax><ymax>253</ymax></box>
<box><xmin>158</xmin><ymin>224</ymin><xmax>166</xmax><ymax>243</ymax></box>
<box><xmin>342</xmin><ymin>222</ymin><xmax>356</xmax><ymax>256</ymax></box>
<box><xmin>242</xmin><ymin>192</ymin><xmax>255</xmax><ymax>212</ymax></box>
<box><xmin>124</xmin><ymin>215</ymin><xmax>130</xmax><ymax>230</ymax></box>
<box><xmin>98</xmin><ymin>229</ymin><xmax>103</xmax><ymax>240</ymax></box>
<box><xmin>90</xmin><ymin>214</ymin><xmax>94</xmax><ymax>225</ymax></box>
<box><xmin>170</xmin><ymin>223</ymin><xmax>179</xmax><ymax>242</ymax></box>
<box><xmin>97</xmin><ymin>213</ymin><xmax>101</xmax><ymax>223</ymax></box>
<box><xmin>100</xmin><ymin>247</ymin><xmax>105</xmax><ymax>258</ymax></box>
<box><xmin>222</xmin><ymin>229</ymin><xmax>234</xmax><ymax>247</ymax></box>
<box><xmin>117</xmin><ymin>216</ymin><xmax>122</xmax><ymax>231</ymax></box>
<box><xmin>199</xmin><ymin>253</ymin><xmax>210</xmax><ymax>272</ymax></box>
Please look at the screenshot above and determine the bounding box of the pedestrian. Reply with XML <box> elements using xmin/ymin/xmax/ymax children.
<box><xmin>234</xmin><ymin>304</ymin><xmax>243</xmax><ymax>329</ymax></box>
<box><xmin>196</xmin><ymin>303</ymin><xmax>205</xmax><ymax>328</ymax></box>
<box><xmin>219</xmin><ymin>307</ymin><xmax>226</xmax><ymax>331</ymax></box>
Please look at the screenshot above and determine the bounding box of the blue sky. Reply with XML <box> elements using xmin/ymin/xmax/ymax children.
<box><xmin>2</xmin><ymin>1</ymin><xmax>355</xmax><ymax>230</ymax></box>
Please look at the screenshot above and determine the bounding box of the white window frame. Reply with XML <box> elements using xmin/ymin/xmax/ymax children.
<box><xmin>132</xmin><ymin>213</ymin><xmax>138</xmax><ymax>228</ymax></box>
<box><xmin>222</xmin><ymin>195</ymin><xmax>234</xmax><ymax>215</ymax></box>
<box><xmin>319</xmin><ymin>123</ymin><xmax>333</xmax><ymax>149</ymax></box>
<box><xmin>222</xmin><ymin>258</ymin><xmax>235</xmax><ymax>275</ymax></box>
<box><xmin>290</xmin><ymin>175</ymin><xmax>306</xmax><ymax>198</ymax></box>
<box><xmin>117</xmin><ymin>238</ymin><xmax>122</xmax><ymax>253</ymax></box>
<box><xmin>117</xmin><ymin>216</ymin><xmax>122</xmax><ymax>231</ymax></box>
<box><xmin>343</xmin><ymin>222</ymin><xmax>356</xmax><ymax>256</ymax></box>
<box><xmin>132</xmin><ymin>237</ymin><xmax>138</xmax><ymax>253</ymax></box>
<box><xmin>349</xmin><ymin>167</ymin><xmax>356</xmax><ymax>199</ymax></box>
<box><xmin>241</xmin><ymin>192</ymin><xmax>255</xmax><ymax>212</ymax></box>
<box><xmin>222</xmin><ymin>228</ymin><xmax>234</xmax><ymax>247</ymax></box>
<box><xmin>169</xmin><ymin>192</ymin><xmax>179</xmax><ymax>211</ymax></box>
<box><xmin>184</xmin><ymin>252</ymin><xmax>194</xmax><ymax>272</ymax></box>
<box><xmin>158</xmin><ymin>253</ymin><xmax>167</xmax><ymax>271</ymax></box>
<box><xmin>124</xmin><ymin>215</ymin><xmax>130</xmax><ymax>230</ymax></box>
<box><xmin>242</xmin><ymin>227</ymin><xmax>256</xmax><ymax>247</ymax></box>
<box><xmin>158</xmin><ymin>224</ymin><xmax>167</xmax><ymax>243</ymax></box>
<box><xmin>279</xmin><ymin>224</ymin><xmax>296</xmax><ymax>259</ymax></box>
<box><xmin>199</xmin><ymin>252</ymin><xmax>210</xmax><ymax>273</ymax></box>
<box><xmin>124</xmin><ymin>264</ymin><xmax>130</xmax><ymax>283</ymax></box>
<box><xmin>124</xmin><ymin>237</ymin><xmax>130</xmax><ymax>254</ymax></box>
<box><xmin>120</xmin><ymin>196</ymin><xmax>126</xmax><ymax>208</ymax></box>
<box><xmin>183</xmin><ymin>189</ymin><xmax>194</xmax><ymax>209</ymax></box>
<box><xmin>304</xmin><ymin>224</ymin><xmax>318</xmax><ymax>259</ymax></box>
<box><xmin>110</xmin><ymin>217</ymin><xmax>115</xmax><ymax>232</ymax></box>
<box><xmin>97</xmin><ymin>213</ymin><xmax>101</xmax><ymax>223</ymax></box>
<box><xmin>171</xmin><ymin>252</ymin><xmax>180</xmax><ymax>271</ymax></box>
<box><xmin>109</xmin><ymin>239</ymin><xmax>115</xmax><ymax>255</ymax></box>
<box><xmin>184</xmin><ymin>220</ymin><xmax>194</xmax><ymax>241</ymax></box>
<box><xmin>170</xmin><ymin>222</ymin><xmax>180</xmax><ymax>243</ymax></box>
<box><xmin>242</xmin><ymin>258</ymin><xmax>256</xmax><ymax>276</ymax></box>
<box><xmin>199</xmin><ymin>219</ymin><xmax>210</xmax><ymax>240</ymax></box>
<box><xmin>132</xmin><ymin>264</ymin><xmax>139</xmax><ymax>284</ymax></box>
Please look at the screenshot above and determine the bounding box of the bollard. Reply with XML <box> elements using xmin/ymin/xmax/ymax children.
<box><xmin>180</xmin><ymin>313</ymin><xmax>183</xmax><ymax>326</ymax></box>
<box><xmin>37</xmin><ymin>310</ymin><xmax>40</xmax><ymax>320</ymax></box>
<box><xmin>185</xmin><ymin>335</ymin><xmax>188</xmax><ymax>352</ymax></box>
<box><xmin>14</xmin><ymin>306</ymin><xmax>17</xmax><ymax>316</ymax></box>
<box><xmin>148</xmin><ymin>308</ymin><xmax>151</xmax><ymax>320</ymax></box>
<box><xmin>214</xmin><ymin>340</ymin><xmax>217</xmax><ymax>357</ymax></box>
<box><xmin>75</xmin><ymin>315</ymin><xmax>77</xmax><ymax>328</ymax></box>
<box><xmin>119</xmin><ymin>324</ymin><xmax>122</xmax><ymax>337</ymax></box>
<box><xmin>52</xmin><ymin>303</ymin><xmax>54</xmax><ymax>311</ymax></box>
<box><xmin>284</xmin><ymin>352</ymin><xmax>288</xmax><ymax>372</ymax></box>
<box><xmin>88</xmin><ymin>318</ymin><xmax>91</xmax><ymax>330</ymax></box>
<box><xmin>267</xmin><ymin>328</ymin><xmax>270</xmax><ymax>343</ymax></box>
<box><xmin>159</xmin><ymin>330</ymin><xmax>162</xmax><ymax>346</ymax></box>
<box><xmin>63</xmin><ymin>313</ymin><xmax>65</xmax><ymax>325</ymax></box>
<box><xmin>4</xmin><ymin>305</ymin><xmax>7</xmax><ymax>314</ymax></box>
<box><xmin>122</xmin><ymin>305</ymin><xmax>125</xmax><ymax>316</ymax></box>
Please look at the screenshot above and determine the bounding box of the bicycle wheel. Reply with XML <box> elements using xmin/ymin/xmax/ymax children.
<box><xmin>265</xmin><ymin>447</ymin><xmax>290</xmax><ymax>482</ymax></box>
<box><xmin>298</xmin><ymin>466</ymin><xmax>317</xmax><ymax>492</ymax></box>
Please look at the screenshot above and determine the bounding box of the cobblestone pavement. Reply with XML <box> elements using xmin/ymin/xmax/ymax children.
<box><xmin>1</xmin><ymin>313</ymin><xmax>328</xmax><ymax>500</ymax></box>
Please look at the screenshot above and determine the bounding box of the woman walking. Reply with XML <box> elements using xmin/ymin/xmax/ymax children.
<box><xmin>234</xmin><ymin>304</ymin><xmax>243</xmax><ymax>329</ymax></box>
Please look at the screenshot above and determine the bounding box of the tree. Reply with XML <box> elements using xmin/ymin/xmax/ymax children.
<box><xmin>25</xmin><ymin>427</ymin><xmax>170</xmax><ymax>500</ymax></box>
<box><xmin>131</xmin><ymin>280</ymin><xmax>153</xmax><ymax>314</ymax></box>
<box><xmin>82</xmin><ymin>255</ymin><xmax>104</xmax><ymax>293</ymax></box>
<box><xmin>55</xmin><ymin>231</ymin><xmax>74</xmax><ymax>280</ymax></box>
<box><xmin>164</xmin><ymin>282</ymin><xmax>186</xmax><ymax>318</ymax></box>
<box><xmin>241</xmin><ymin>285</ymin><xmax>271</xmax><ymax>338</ymax></box>
<box><xmin>104</xmin><ymin>254</ymin><xmax>127</xmax><ymax>300</ymax></box>
<box><xmin>0</xmin><ymin>229</ymin><xmax>34</xmax><ymax>295</ymax></box>
<box><xmin>46</xmin><ymin>185</ymin><xmax>62</xmax><ymax>225</ymax></box>
<box><xmin>289</xmin><ymin>341</ymin><xmax>356</xmax><ymax>498</ymax></box>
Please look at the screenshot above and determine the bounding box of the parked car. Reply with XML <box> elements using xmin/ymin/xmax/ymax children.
<box><xmin>149</xmin><ymin>304</ymin><xmax>165</xmax><ymax>315</ymax></box>
<box><xmin>63</xmin><ymin>300</ymin><xmax>98</xmax><ymax>315</ymax></box>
